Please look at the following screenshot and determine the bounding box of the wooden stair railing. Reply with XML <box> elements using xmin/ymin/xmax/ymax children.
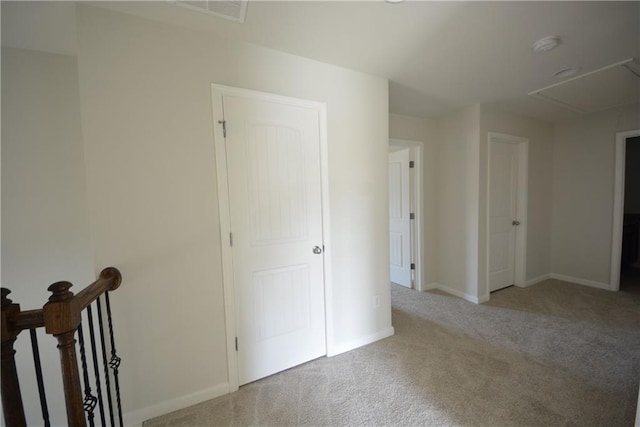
<box><xmin>1</xmin><ymin>267</ymin><xmax>123</xmax><ymax>427</ymax></box>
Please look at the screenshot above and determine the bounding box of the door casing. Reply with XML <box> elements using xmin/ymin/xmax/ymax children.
<box><xmin>486</xmin><ymin>132</ymin><xmax>528</xmax><ymax>298</ymax></box>
<box><xmin>211</xmin><ymin>84</ymin><xmax>333</xmax><ymax>392</ymax></box>
<box><xmin>610</xmin><ymin>129</ymin><xmax>640</xmax><ymax>291</ymax></box>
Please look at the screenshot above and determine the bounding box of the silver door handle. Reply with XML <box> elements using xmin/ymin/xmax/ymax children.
<box><xmin>312</xmin><ymin>246</ymin><xmax>323</xmax><ymax>254</ymax></box>
<box><xmin>512</xmin><ymin>220</ymin><xmax>521</xmax><ymax>226</ymax></box>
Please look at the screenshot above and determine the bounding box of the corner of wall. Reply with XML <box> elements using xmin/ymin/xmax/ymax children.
<box><xmin>124</xmin><ymin>383</ymin><xmax>230</xmax><ymax>426</ymax></box>
<box><xmin>432</xmin><ymin>105</ymin><xmax>483</xmax><ymax>301</ymax></box>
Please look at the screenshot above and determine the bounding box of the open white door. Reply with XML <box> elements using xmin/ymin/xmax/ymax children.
<box><xmin>389</xmin><ymin>148</ymin><xmax>412</xmax><ymax>288</ymax></box>
<box><xmin>489</xmin><ymin>140</ymin><xmax>519</xmax><ymax>292</ymax></box>
<box><xmin>219</xmin><ymin>90</ymin><xmax>327</xmax><ymax>386</ymax></box>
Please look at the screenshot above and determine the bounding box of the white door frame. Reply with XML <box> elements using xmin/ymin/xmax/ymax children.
<box><xmin>610</xmin><ymin>129</ymin><xmax>640</xmax><ymax>291</ymax></box>
<box><xmin>389</xmin><ymin>138</ymin><xmax>423</xmax><ymax>291</ymax></box>
<box><xmin>486</xmin><ymin>132</ymin><xmax>529</xmax><ymax>297</ymax></box>
<box><xmin>211</xmin><ymin>84</ymin><xmax>333</xmax><ymax>392</ymax></box>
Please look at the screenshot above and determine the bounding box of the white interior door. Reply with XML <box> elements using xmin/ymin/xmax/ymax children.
<box><xmin>223</xmin><ymin>93</ymin><xmax>326</xmax><ymax>385</ymax></box>
<box><xmin>489</xmin><ymin>140</ymin><xmax>519</xmax><ymax>292</ymax></box>
<box><xmin>389</xmin><ymin>148</ymin><xmax>412</xmax><ymax>288</ymax></box>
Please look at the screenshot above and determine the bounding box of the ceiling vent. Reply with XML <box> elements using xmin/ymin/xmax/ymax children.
<box><xmin>528</xmin><ymin>58</ymin><xmax>640</xmax><ymax>114</ymax></box>
<box><xmin>170</xmin><ymin>1</ymin><xmax>248</xmax><ymax>23</ymax></box>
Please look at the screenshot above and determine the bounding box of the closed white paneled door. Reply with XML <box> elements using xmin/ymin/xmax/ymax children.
<box><xmin>489</xmin><ymin>140</ymin><xmax>519</xmax><ymax>292</ymax></box>
<box><xmin>223</xmin><ymin>93</ymin><xmax>326</xmax><ymax>385</ymax></box>
<box><xmin>389</xmin><ymin>148</ymin><xmax>412</xmax><ymax>288</ymax></box>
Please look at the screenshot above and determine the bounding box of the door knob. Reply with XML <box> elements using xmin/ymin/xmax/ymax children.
<box><xmin>512</xmin><ymin>220</ymin><xmax>521</xmax><ymax>226</ymax></box>
<box><xmin>312</xmin><ymin>246</ymin><xmax>323</xmax><ymax>254</ymax></box>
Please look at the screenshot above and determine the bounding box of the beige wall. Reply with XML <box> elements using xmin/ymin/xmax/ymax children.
<box><xmin>389</xmin><ymin>113</ymin><xmax>434</xmax><ymax>142</ymax></box>
<box><xmin>5</xmin><ymin>3</ymin><xmax>637</xmax><ymax>423</ymax></box>
<box><xmin>479</xmin><ymin>107</ymin><xmax>554</xmax><ymax>294</ymax></box>
<box><xmin>434</xmin><ymin>105</ymin><xmax>481</xmax><ymax>300</ymax></box>
<box><xmin>431</xmin><ymin>105</ymin><xmax>554</xmax><ymax>301</ymax></box>
<box><xmin>76</xmin><ymin>5</ymin><xmax>390</xmax><ymax>422</ymax></box>
<box><xmin>552</xmin><ymin>103</ymin><xmax>640</xmax><ymax>285</ymax></box>
<box><xmin>1</xmin><ymin>47</ymin><xmax>95</xmax><ymax>425</ymax></box>
<box><xmin>394</xmin><ymin>103</ymin><xmax>634</xmax><ymax>297</ymax></box>
<box><xmin>389</xmin><ymin>113</ymin><xmax>437</xmax><ymax>283</ymax></box>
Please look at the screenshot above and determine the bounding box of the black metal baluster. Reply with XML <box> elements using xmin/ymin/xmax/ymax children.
<box><xmin>29</xmin><ymin>328</ymin><xmax>50</xmax><ymax>427</ymax></box>
<box><xmin>77</xmin><ymin>323</ymin><xmax>97</xmax><ymax>426</ymax></box>
<box><xmin>104</xmin><ymin>292</ymin><xmax>123</xmax><ymax>427</ymax></box>
<box><xmin>87</xmin><ymin>305</ymin><xmax>106</xmax><ymax>427</ymax></box>
<box><xmin>96</xmin><ymin>297</ymin><xmax>115</xmax><ymax>427</ymax></box>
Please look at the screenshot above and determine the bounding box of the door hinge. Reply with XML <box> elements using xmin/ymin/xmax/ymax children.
<box><xmin>218</xmin><ymin>120</ymin><xmax>227</xmax><ymax>138</ymax></box>
<box><xmin>235</xmin><ymin>337</ymin><xmax>238</xmax><ymax>351</ymax></box>
<box><xmin>410</xmin><ymin>263</ymin><xmax>415</xmax><ymax>270</ymax></box>
<box><xmin>410</xmin><ymin>213</ymin><xmax>415</xmax><ymax>220</ymax></box>
<box><xmin>409</xmin><ymin>161</ymin><xmax>415</xmax><ymax>168</ymax></box>
<box><xmin>229</xmin><ymin>232</ymin><xmax>233</xmax><ymax>246</ymax></box>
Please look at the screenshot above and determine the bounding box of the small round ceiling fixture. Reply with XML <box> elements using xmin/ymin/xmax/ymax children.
<box><xmin>553</xmin><ymin>67</ymin><xmax>581</xmax><ymax>79</ymax></box>
<box><xmin>385</xmin><ymin>0</ymin><xmax>405</xmax><ymax>3</ymax></box>
<box><xmin>532</xmin><ymin>36</ymin><xmax>560</xmax><ymax>53</ymax></box>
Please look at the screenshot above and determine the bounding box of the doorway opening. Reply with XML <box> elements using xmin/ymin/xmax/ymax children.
<box><xmin>388</xmin><ymin>139</ymin><xmax>423</xmax><ymax>291</ymax></box>
<box><xmin>611</xmin><ymin>130</ymin><xmax>640</xmax><ymax>293</ymax></box>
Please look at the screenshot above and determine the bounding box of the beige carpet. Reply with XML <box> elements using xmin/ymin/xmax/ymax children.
<box><xmin>144</xmin><ymin>279</ymin><xmax>640</xmax><ymax>426</ymax></box>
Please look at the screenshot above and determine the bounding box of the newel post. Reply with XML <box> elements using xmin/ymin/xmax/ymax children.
<box><xmin>43</xmin><ymin>282</ymin><xmax>86</xmax><ymax>427</ymax></box>
<box><xmin>1</xmin><ymin>288</ymin><xmax>27</xmax><ymax>427</ymax></box>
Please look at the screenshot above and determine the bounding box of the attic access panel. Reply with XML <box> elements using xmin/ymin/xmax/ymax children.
<box><xmin>170</xmin><ymin>1</ymin><xmax>248</xmax><ymax>23</ymax></box>
<box><xmin>529</xmin><ymin>58</ymin><xmax>640</xmax><ymax>114</ymax></box>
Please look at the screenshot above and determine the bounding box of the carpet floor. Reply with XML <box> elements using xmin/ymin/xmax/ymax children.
<box><xmin>144</xmin><ymin>279</ymin><xmax>640</xmax><ymax>426</ymax></box>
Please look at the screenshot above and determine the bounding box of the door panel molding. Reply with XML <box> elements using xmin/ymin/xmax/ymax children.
<box><xmin>211</xmin><ymin>84</ymin><xmax>332</xmax><ymax>391</ymax></box>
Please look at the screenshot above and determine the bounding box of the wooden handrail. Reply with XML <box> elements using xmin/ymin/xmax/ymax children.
<box><xmin>1</xmin><ymin>268</ymin><xmax>122</xmax><ymax>340</ymax></box>
<box><xmin>75</xmin><ymin>267</ymin><xmax>122</xmax><ymax>313</ymax></box>
<box><xmin>1</xmin><ymin>289</ymin><xmax>26</xmax><ymax>427</ymax></box>
<box><xmin>10</xmin><ymin>310</ymin><xmax>45</xmax><ymax>331</ymax></box>
<box><xmin>1</xmin><ymin>267</ymin><xmax>122</xmax><ymax>427</ymax></box>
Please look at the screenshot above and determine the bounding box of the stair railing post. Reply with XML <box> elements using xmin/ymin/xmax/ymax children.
<box><xmin>1</xmin><ymin>289</ymin><xmax>27</xmax><ymax>427</ymax></box>
<box><xmin>43</xmin><ymin>282</ymin><xmax>86</xmax><ymax>427</ymax></box>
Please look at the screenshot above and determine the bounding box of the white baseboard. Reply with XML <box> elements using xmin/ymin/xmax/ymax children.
<box><xmin>422</xmin><ymin>273</ymin><xmax>611</xmax><ymax>305</ymax></box>
<box><xmin>124</xmin><ymin>382</ymin><xmax>230</xmax><ymax>426</ymax></box>
<box><xmin>126</xmin><ymin>327</ymin><xmax>396</xmax><ymax>424</ymax></box>
<box><xmin>424</xmin><ymin>282</ymin><xmax>484</xmax><ymax>304</ymax></box>
<box><xmin>549</xmin><ymin>273</ymin><xmax>611</xmax><ymax>291</ymax></box>
<box><xmin>424</xmin><ymin>282</ymin><xmax>439</xmax><ymax>290</ymax></box>
<box><xmin>327</xmin><ymin>326</ymin><xmax>395</xmax><ymax>357</ymax></box>
<box><xmin>522</xmin><ymin>273</ymin><xmax>551</xmax><ymax>287</ymax></box>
